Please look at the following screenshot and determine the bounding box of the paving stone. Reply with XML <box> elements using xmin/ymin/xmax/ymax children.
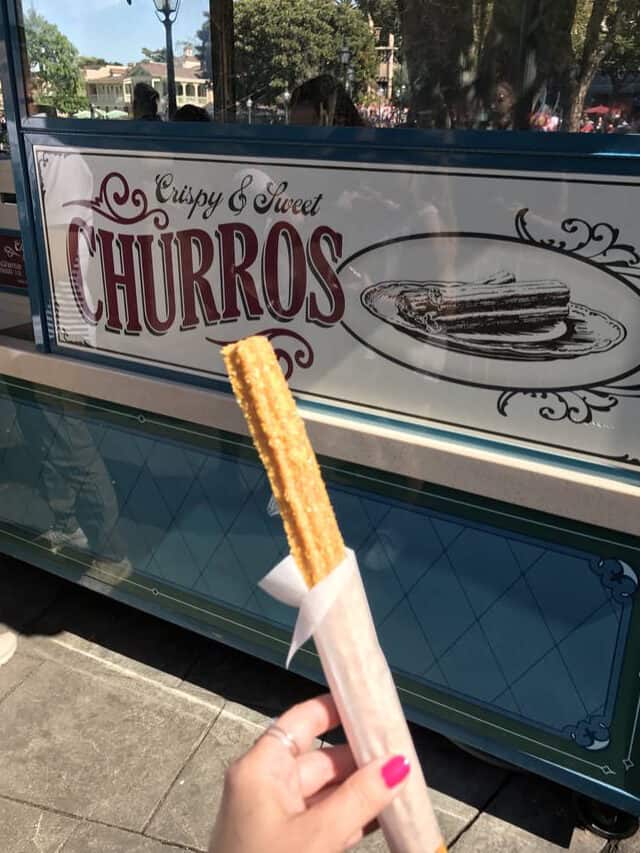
<box><xmin>183</xmin><ymin>640</ymin><xmax>320</xmax><ymax>719</ymax></box>
<box><xmin>0</xmin><ymin>796</ymin><xmax>78</xmax><ymax>853</ymax></box>
<box><xmin>0</xmin><ymin>649</ymin><xmax>41</xmax><ymax>703</ymax></box>
<box><xmin>222</xmin><ymin>699</ymin><xmax>272</xmax><ymax>730</ymax></box>
<box><xmin>62</xmin><ymin>823</ymin><xmax>189</xmax><ymax>852</ymax></box>
<box><xmin>0</xmin><ymin>556</ymin><xmax>64</xmax><ymax>632</ymax></box>
<box><xmin>618</xmin><ymin>839</ymin><xmax>640</xmax><ymax>852</ymax></box>
<box><xmin>148</xmin><ymin>708</ymin><xmax>269</xmax><ymax>851</ymax></box>
<box><xmin>26</xmin><ymin>580</ymin><xmax>206</xmax><ymax>690</ymax></box>
<box><xmin>19</xmin><ymin>634</ymin><xmax>224</xmax><ymax>726</ymax></box>
<box><xmin>0</xmin><ymin>660</ymin><xmax>209</xmax><ymax>832</ymax></box>
<box><xmin>409</xmin><ymin>727</ymin><xmax>507</xmax><ymax>843</ymax></box>
<box><xmin>452</xmin><ymin>813</ymin><xmax>609</xmax><ymax>852</ymax></box>
<box><xmin>451</xmin><ymin>774</ymin><xmax>607</xmax><ymax>851</ymax></box>
<box><xmin>324</xmin><ymin>724</ymin><xmax>505</xmax><ymax>843</ymax></box>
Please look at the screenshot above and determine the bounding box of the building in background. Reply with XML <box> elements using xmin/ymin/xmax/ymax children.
<box><xmin>374</xmin><ymin>26</ymin><xmax>398</xmax><ymax>101</ymax></box>
<box><xmin>83</xmin><ymin>45</ymin><xmax>212</xmax><ymax>116</ymax></box>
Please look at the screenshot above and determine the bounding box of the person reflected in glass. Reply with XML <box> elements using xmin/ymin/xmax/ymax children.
<box><xmin>132</xmin><ymin>82</ymin><xmax>161</xmax><ymax>121</ymax></box>
<box><xmin>489</xmin><ymin>81</ymin><xmax>515</xmax><ymax>130</ymax></box>
<box><xmin>174</xmin><ymin>104</ymin><xmax>211</xmax><ymax>122</ymax></box>
<box><xmin>14</xmin><ymin>397</ymin><xmax>132</xmax><ymax>583</ymax></box>
<box><xmin>289</xmin><ymin>75</ymin><xmax>366</xmax><ymax>128</ymax></box>
<box><xmin>580</xmin><ymin>114</ymin><xmax>595</xmax><ymax>133</ymax></box>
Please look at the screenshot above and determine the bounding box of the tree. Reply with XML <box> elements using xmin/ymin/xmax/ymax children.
<box><xmin>596</xmin><ymin>6</ymin><xmax>640</xmax><ymax>104</ymax></box>
<box><xmin>195</xmin><ymin>15</ymin><xmax>212</xmax><ymax>81</ymax></box>
<box><xmin>356</xmin><ymin>0</ymin><xmax>401</xmax><ymax>40</ymax></box>
<box><xmin>396</xmin><ymin>0</ymin><xmax>480</xmax><ymax>126</ymax></box>
<box><xmin>196</xmin><ymin>0</ymin><xmax>377</xmax><ymax>104</ymax></box>
<box><xmin>556</xmin><ymin>0</ymin><xmax>637</xmax><ymax>130</ymax></box>
<box><xmin>395</xmin><ymin>0</ymin><xmax>639</xmax><ymax>130</ymax></box>
<box><xmin>141</xmin><ymin>47</ymin><xmax>167</xmax><ymax>62</ymax></box>
<box><xmin>24</xmin><ymin>10</ymin><xmax>87</xmax><ymax>115</ymax></box>
<box><xmin>78</xmin><ymin>56</ymin><xmax>108</xmax><ymax>69</ymax></box>
<box><xmin>333</xmin><ymin>0</ymin><xmax>380</xmax><ymax>96</ymax></box>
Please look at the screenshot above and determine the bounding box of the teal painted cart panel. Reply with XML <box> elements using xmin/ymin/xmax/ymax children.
<box><xmin>1</xmin><ymin>374</ymin><xmax>640</xmax><ymax>813</ymax></box>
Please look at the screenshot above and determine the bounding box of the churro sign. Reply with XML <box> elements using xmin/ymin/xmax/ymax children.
<box><xmin>35</xmin><ymin>144</ymin><xmax>640</xmax><ymax>470</ymax></box>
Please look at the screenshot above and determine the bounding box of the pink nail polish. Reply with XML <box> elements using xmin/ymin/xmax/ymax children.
<box><xmin>381</xmin><ymin>755</ymin><xmax>410</xmax><ymax>788</ymax></box>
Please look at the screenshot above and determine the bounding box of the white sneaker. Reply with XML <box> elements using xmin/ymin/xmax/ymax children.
<box><xmin>0</xmin><ymin>631</ymin><xmax>17</xmax><ymax>666</ymax></box>
<box><xmin>39</xmin><ymin>526</ymin><xmax>89</xmax><ymax>552</ymax></box>
<box><xmin>91</xmin><ymin>557</ymin><xmax>133</xmax><ymax>583</ymax></box>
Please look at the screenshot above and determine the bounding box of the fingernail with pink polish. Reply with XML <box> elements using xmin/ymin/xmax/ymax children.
<box><xmin>381</xmin><ymin>755</ymin><xmax>410</xmax><ymax>788</ymax></box>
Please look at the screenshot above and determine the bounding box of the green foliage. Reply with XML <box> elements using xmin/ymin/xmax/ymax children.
<box><xmin>354</xmin><ymin>0</ymin><xmax>401</xmax><ymax>41</ymax></box>
<box><xmin>24</xmin><ymin>10</ymin><xmax>87</xmax><ymax>115</ymax></box>
<box><xmin>196</xmin><ymin>0</ymin><xmax>377</xmax><ymax>103</ymax></box>
<box><xmin>395</xmin><ymin>0</ymin><xmax>640</xmax><ymax>129</ymax></box>
<box><xmin>195</xmin><ymin>17</ymin><xmax>212</xmax><ymax>81</ymax></box>
<box><xmin>77</xmin><ymin>56</ymin><xmax>108</xmax><ymax>69</ymax></box>
<box><xmin>141</xmin><ymin>47</ymin><xmax>167</xmax><ymax>62</ymax></box>
<box><xmin>193</xmin><ymin>0</ymin><xmax>639</xmax><ymax>126</ymax></box>
<box><xmin>599</xmin><ymin>6</ymin><xmax>640</xmax><ymax>92</ymax></box>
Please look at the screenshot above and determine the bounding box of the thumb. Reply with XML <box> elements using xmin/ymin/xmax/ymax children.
<box><xmin>303</xmin><ymin>754</ymin><xmax>410</xmax><ymax>850</ymax></box>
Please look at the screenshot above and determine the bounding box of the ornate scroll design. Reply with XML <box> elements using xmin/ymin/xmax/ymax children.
<box><xmin>496</xmin><ymin>211</ymin><xmax>640</xmax><ymax>465</ymax></box>
<box><xmin>63</xmin><ymin>172</ymin><xmax>169</xmax><ymax>229</ymax></box>
<box><xmin>566</xmin><ymin>715</ymin><xmax>611</xmax><ymax>752</ymax></box>
<box><xmin>563</xmin><ymin>561</ymin><xmax>637</xmax><ymax>756</ymax></box>
<box><xmin>3</xmin><ymin>239</ymin><xmax>22</xmax><ymax>260</ymax></box>
<box><xmin>208</xmin><ymin>329</ymin><xmax>314</xmax><ymax>380</ymax></box>
<box><xmin>591</xmin><ymin>559</ymin><xmax>638</xmax><ymax>605</ymax></box>
<box><xmin>497</xmin><ymin>389</ymin><xmax>619</xmax><ymax>425</ymax></box>
<box><xmin>515</xmin><ymin>208</ymin><xmax>640</xmax><ymax>272</ymax></box>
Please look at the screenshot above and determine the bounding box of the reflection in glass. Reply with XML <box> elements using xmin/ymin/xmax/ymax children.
<box><xmin>19</xmin><ymin>0</ymin><xmax>212</xmax><ymax>121</ymax></box>
<box><xmin>289</xmin><ymin>75</ymin><xmax>365</xmax><ymax>127</ymax></box>
<box><xmin>15</xmin><ymin>1</ymin><xmax>640</xmax><ymax>131</ymax></box>
<box><xmin>132</xmin><ymin>81</ymin><xmax>161</xmax><ymax>121</ymax></box>
<box><xmin>149</xmin><ymin>0</ymin><xmax>181</xmax><ymax>118</ymax></box>
<box><xmin>13</xmin><ymin>397</ymin><xmax>132</xmax><ymax>583</ymax></box>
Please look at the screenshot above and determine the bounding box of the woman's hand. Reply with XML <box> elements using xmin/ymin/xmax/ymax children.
<box><xmin>209</xmin><ymin>693</ymin><xmax>410</xmax><ymax>853</ymax></box>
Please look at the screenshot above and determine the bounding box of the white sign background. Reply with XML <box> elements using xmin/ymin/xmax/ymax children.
<box><xmin>34</xmin><ymin>144</ymin><xmax>640</xmax><ymax>472</ymax></box>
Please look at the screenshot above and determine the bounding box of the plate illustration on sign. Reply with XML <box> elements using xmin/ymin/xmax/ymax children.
<box><xmin>339</xmin><ymin>209</ymin><xmax>640</xmax><ymax>455</ymax></box>
<box><xmin>362</xmin><ymin>272</ymin><xmax>625</xmax><ymax>362</ymax></box>
<box><xmin>341</xmin><ymin>232</ymin><xmax>640</xmax><ymax>392</ymax></box>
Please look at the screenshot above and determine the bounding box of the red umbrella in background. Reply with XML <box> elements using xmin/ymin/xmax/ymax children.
<box><xmin>585</xmin><ymin>105</ymin><xmax>611</xmax><ymax>115</ymax></box>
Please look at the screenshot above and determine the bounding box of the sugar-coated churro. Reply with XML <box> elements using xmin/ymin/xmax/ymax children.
<box><xmin>224</xmin><ymin>334</ymin><xmax>446</xmax><ymax>853</ymax></box>
<box><xmin>222</xmin><ymin>335</ymin><xmax>345</xmax><ymax>588</ymax></box>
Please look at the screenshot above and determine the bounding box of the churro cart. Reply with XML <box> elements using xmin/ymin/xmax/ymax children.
<box><xmin>1</xmin><ymin>0</ymin><xmax>640</xmax><ymax>834</ymax></box>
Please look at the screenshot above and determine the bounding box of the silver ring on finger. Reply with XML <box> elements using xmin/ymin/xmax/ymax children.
<box><xmin>262</xmin><ymin>723</ymin><xmax>301</xmax><ymax>757</ymax></box>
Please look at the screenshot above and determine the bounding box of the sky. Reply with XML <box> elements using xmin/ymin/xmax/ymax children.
<box><xmin>26</xmin><ymin>0</ymin><xmax>209</xmax><ymax>64</ymax></box>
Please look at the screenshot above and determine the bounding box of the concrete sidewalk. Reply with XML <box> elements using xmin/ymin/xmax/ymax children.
<box><xmin>0</xmin><ymin>555</ymin><xmax>636</xmax><ymax>853</ymax></box>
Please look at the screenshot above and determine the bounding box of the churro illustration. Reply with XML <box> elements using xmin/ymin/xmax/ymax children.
<box><xmin>223</xmin><ymin>334</ymin><xmax>344</xmax><ymax>587</ymax></box>
<box><xmin>397</xmin><ymin>273</ymin><xmax>570</xmax><ymax>334</ymax></box>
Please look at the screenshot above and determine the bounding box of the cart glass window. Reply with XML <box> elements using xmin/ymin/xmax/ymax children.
<box><xmin>17</xmin><ymin>0</ymin><xmax>212</xmax><ymax>121</ymax></box>
<box><xmin>16</xmin><ymin>1</ymin><xmax>640</xmax><ymax>131</ymax></box>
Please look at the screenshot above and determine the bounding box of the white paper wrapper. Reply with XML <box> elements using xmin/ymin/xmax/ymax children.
<box><xmin>260</xmin><ymin>548</ymin><xmax>444</xmax><ymax>853</ymax></box>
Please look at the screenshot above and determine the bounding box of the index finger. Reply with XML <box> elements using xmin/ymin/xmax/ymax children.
<box><xmin>257</xmin><ymin>693</ymin><xmax>341</xmax><ymax>757</ymax></box>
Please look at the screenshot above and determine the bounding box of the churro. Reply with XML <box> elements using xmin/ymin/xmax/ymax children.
<box><xmin>222</xmin><ymin>335</ymin><xmax>345</xmax><ymax>588</ymax></box>
<box><xmin>224</xmin><ymin>334</ymin><xmax>446</xmax><ymax>853</ymax></box>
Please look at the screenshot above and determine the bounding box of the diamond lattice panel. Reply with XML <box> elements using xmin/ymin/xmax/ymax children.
<box><xmin>0</xmin><ymin>388</ymin><xmax>635</xmax><ymax>747</ymax></box>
